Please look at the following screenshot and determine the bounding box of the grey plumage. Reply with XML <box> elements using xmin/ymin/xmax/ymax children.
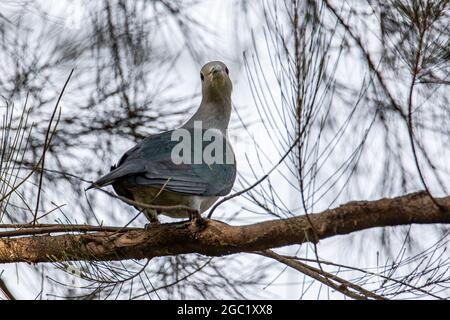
<box><xmin>89</xmin><ymin>61</ymin><xmax>236</xmax><ymax>223</ymax></box>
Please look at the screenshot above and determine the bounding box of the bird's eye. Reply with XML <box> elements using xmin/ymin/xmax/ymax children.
<box><xmin>200</xmin><ymin>73</ymin><xmax>204</xmax><ymax>81</ymax></box>
<box><xmin>225</xmin><ymin>67</ymin><xmax>229</xmax><ymax>75</ymax></box>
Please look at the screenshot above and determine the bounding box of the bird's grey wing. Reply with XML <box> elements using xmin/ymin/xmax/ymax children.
<box><xmin>128</xmin><ymin>159</ymin><xmax>236</xmax><ymax>196</ymax></box>
<box><xmin>122</xmin><ymin>128</ymin><xmax>236</xmax><ymax>196</ymax></box>
<box><xmin>90</xmin><ymin>130</ymin><xmax>174</xmax><ymax>188</ymax></box>
<box><xmin>93</xmin><ymin>129</ymin><xmax>236</xmax><ymax>196</ymax></box>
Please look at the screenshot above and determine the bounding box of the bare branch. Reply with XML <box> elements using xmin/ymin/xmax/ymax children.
<box><xmin>0</xmin><ymin>278</ymin><xmax>15</xmax><ymax>300</ymax></box>
<box><xmin>0</xmin><ymin>191</ymin><xmax>449</xmax><ymax>264</ymax></box>
<box><xmin>257</xmin><ymin>250</ymin><xmax>385</xmax><ymax>300</ymax></box>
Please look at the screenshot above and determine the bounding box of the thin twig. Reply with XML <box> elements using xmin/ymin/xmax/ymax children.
<box><xmin>33</xmin><ymin>69</ymin><xmax>74</xmax><ymax>225</ymax></box>
<box><xmin>207</xmin><ymin>134</ymin><xmax>301</xmax><ymax>219</ymax></box>
<box><xmin>0</xmin><ymin>223</ymin><xmax>139</xmax><ymax>238</ymax></box>
<box><xmin>258</xmin><ymin>250</ymin><xmax>385</xmax><ymax>300</ymax></box>
<box><xmin>0</xmin><ymin>278</ymin><xmax>15</xmax><ymax>300</ymax></box>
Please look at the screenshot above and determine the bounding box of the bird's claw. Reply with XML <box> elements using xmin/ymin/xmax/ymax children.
<box><xmin>189</xmin><ymin>209</ymin><xmax>200</xmax><ymax>219</ymax></box>
<box><xmin>189</xmin><ymin>210</ymin><xmax>205</xmax><ymax>225</ymax></box>
<box><xmin>144</xmin><ymin>217</ymin><xmax>160</xmax><ymax>229</ymax></box>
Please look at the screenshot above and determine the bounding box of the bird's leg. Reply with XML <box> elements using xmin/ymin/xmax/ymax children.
<box><xmin>144</xmin><ymin>217</ymin><xmax>160</xmax><ymax>229</ymax></box>
<box><xmin>144</xmin><ymin>209</ymin><xmax>160</xmax><ymax>229</ymax></box>
<box><xmin>189</xmin><ymin>209</ymin><xmax>203</xmax><ymax>224</ymax></box>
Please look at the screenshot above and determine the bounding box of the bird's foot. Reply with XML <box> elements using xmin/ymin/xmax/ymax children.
<box><xmin>189</xmin><ymin>209</ymin><xmax>206</xmax><ymax>226</ymax></box>
<box><xmin>144</xmin><ymin>216</ymin><xmax>160</xmax><ymax>229</ymax></box>
<box><xmin>189</xmin><ymin>209</ymin><xmax>201</xmax><ymax>220</ymax></box>
<box><xmin>143</xmin><ymin>209</ymin><xmax>160</xmax><ymax>228</ymax></box>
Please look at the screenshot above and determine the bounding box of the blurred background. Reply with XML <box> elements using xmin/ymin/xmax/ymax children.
<box><xmin>0</xmin><ymin>0</ymin><xmax>449</xmax><ymax>299</ymax></box>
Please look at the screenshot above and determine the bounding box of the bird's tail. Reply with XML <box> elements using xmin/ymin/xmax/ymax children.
<box><xmin>86</xmin><ymin>161</ymin><xmax>145</xmax><ymax>191</ymax></box>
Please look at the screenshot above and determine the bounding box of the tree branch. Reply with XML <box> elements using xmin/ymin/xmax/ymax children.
<box><xmin>1</xmin><ymin>191</ymin><xmax>449</xmax><ymax>264</ymax></box>
<box><xmin>257</xmin><ymin>250</ymin><xmax>385</xmax><ymax>300</ymax></box>
<box><xmin>0</xmin><ymin>278</ymin><xmax>15</xmax><ymax>300</ymax></box>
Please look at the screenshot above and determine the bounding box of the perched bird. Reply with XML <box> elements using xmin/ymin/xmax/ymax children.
<box><xmin>88</xmin><ymin>61</ymin><xmax>236</xmax><ymax>223</ymax></box>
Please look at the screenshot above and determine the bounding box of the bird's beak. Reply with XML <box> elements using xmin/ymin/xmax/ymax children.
<box><xmin>207</xmin><ymin>67</ymin><xmax>227</xmax><ymax>90</ymax></box>
<box><xmin>209</xmin><ymin>65</ymin><xmax>224</xmax><ymax>77</ymax></box>
<box><xmin>201</xmin><ymin>63</ymin><xmax>231</xmax><ymax>95</ymax></box>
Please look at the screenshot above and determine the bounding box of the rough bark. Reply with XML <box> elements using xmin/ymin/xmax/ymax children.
<box><xmin>0</xmin><ymin>191</ymin><xmax>449</xmax><ymax>264</ymax></box>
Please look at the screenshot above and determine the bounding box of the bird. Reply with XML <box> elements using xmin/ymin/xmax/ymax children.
<box><xmin>88</xmin><ymin>61</ymin><xmax>236</xmax><ymax>224</ymax></box>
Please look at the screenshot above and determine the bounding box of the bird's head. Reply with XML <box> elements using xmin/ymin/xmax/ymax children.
<box><xmin>200</xmin><ymin>61</ymin><xmax>232</xmax><ymax>103</ymax></box>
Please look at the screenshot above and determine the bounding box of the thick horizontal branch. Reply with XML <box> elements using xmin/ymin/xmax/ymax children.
<box><xmin>0</xmin><ymin>191</ymin><xmax>449</xmax><ymax>264</ymax></box>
